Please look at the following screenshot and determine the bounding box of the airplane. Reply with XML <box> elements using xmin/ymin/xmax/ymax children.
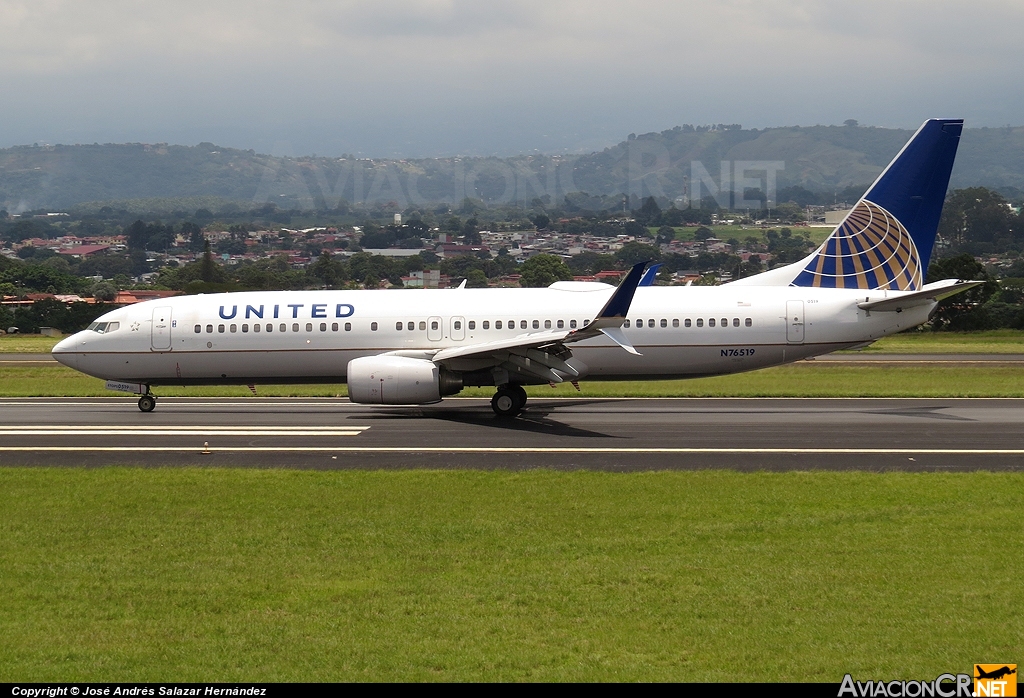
<box><xmin>53</xmin><ymin>118</ymin><xmax>981</xmax><ymax>416</ymax></box>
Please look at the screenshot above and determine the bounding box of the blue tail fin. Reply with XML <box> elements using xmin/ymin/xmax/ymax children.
<box><xmin>791</xmin><ymin>119</ymin><xmax>963</xmax><ymax>290</ymax></box>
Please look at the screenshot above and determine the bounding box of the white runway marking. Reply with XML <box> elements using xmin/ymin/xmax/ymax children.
<box><xmin>0</xmin><ymin>426</ymin><xmax>370</xmax><ymax>437</ymax></box>
<box><xmin>0</xmin><ymin>446</ymin><xmax>1022</xmax><ymax>455</ymax></box>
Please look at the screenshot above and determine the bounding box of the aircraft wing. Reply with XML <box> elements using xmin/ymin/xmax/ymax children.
<box><xmin>857</xmin><ymin>279</ymin><xmax>984</xmax><ymax>312</ymax></box>
<box><xmin>428</xmin><ymin>261</ymin><xmax>649</xmax><ymax>383</ymax></box>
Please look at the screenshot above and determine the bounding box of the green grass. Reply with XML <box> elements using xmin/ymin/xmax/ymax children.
<box><xmin>0</xmin><ymin>335</ymin><xmax>61</xmax><ymax>352</ymax></box>
<box><xmin>0</xmin><ymin>469</ymin><xmax>1020</xmax><ymax>681</ymax></box>
<box><xmin>4</xmin><ymin>363</ymin><xmax>1024</xmax><ymax>398</ymax></box>
<box><xmin>845</xmin><ymin>330</ymin><xmax>1024</xmax><ymax>354</ymax></box>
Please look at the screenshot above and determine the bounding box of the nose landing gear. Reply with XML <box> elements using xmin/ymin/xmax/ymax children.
<box><xmin>138</xmin><ymin>394</ymin><xmax>156</xmax><ymax>412</ymax></box>
<box><xmin>491</xmin><ymin>384</ymin><xmax>527</xmax><ymax>417</ymax></box>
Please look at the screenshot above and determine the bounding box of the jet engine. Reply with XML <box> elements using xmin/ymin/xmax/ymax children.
<box><xmin>347</xmin><ymin>355</ymin><xmax>462</xmax><ymax>405</ymax></box>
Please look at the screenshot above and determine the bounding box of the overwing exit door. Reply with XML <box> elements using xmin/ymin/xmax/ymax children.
<box><xmin>427</xmin><ymin>316</ymin><xmax>442</xmax><ymax>341</ymax></box>
<box><xmin>151</xmin><ymin>306</ymin><xmax>172</xmax><ymax>351</ymax></box>
<box><xmin>786</xmin><ymin>300</ymin><xmax>805</xmax><ymax>344</ymax></box>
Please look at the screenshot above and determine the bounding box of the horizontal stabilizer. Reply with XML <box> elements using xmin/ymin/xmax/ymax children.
<box><xmin>857</xmin><ymin>279</ymin><xmax>983</xmax><ymax>312</ymax></box>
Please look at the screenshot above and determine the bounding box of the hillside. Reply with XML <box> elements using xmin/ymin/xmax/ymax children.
<box><xmin>2</xmin><ymin>124</ymin><xmax>1023</xmax><ymax>212</ymax></box>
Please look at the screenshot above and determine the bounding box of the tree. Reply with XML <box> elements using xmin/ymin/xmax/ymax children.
<box><xmin>200</xmin><ymin>240</ymin><xmax>224</xmax><ymax>283</ymax></box>
<box><xmin>532</xmin><ymin>213</ymin><xmax>550</xmax><ymax>230</ymax></box>
<box><xmin>91</xmin><ymin>281</ymin><xmax>117</xmax><ymax>301</ymax></box>
<box><xmin>926</xmin><ymin>253</ymin><xmax>998</xmax><ymax>330</ymax></box>
<box><xmin>694</xmin><ymin>226</ymin><xmax>714</xmax><ymax>241</ymax></box>
<box><xmin>518</xmin><ymin>254</ymin><xmax>573</xmax><ymax>287</ymax></box>
<box><xmin>180</xmin><ymin>222</ymin><xmax>205</xmax><ymax>252</ymax></box>
<box><xmin>636</xmin><ymin>197</ymin><xmax>662</xmax><ymax>225</ymax></box>
<box><xmin>614</xmin><ymin>241</ymin><xmax>661</xmax><ymax>268</ymax></box>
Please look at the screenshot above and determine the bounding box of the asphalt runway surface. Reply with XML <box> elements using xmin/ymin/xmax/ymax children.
<box><xmin>1</xmin><ymin>396</ymin><xmax>1023</xmax><ymax>471</ymax></box>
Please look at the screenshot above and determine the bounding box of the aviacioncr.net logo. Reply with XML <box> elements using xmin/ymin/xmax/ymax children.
<box><xmin>838</xmin><ymin>673</ymin><xmax>972</xmax><ymax>697</ymax></box>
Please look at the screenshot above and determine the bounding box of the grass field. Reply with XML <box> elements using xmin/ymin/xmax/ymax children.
<box><xmin>3</xmin><ymin>363</ymin><xmax>1024</xmax><ymax>398</ymax></box>
<box><xmin>1</xmin><ymin>469</ymin><xmax>1019</xmax><ymax>682</ymax></box>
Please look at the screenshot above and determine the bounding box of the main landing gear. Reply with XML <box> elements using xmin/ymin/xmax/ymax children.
<box><xmin>491</xmin><ymin>384</ymin><xmax>527</xmax><ymax>417</ymax></box>
<box><xmin>138</xmin><ymin>394</ymin><xmax>156</xmax><ymax>412</ymax></box>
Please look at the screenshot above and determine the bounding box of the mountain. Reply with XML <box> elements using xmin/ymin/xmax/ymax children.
<box><xmin>2</xmin><ymin>125</ymin><xmax>1023</xmax><ymax>212</ymax></box>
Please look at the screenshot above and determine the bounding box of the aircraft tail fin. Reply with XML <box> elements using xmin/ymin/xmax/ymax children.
<box><xmin>732</xmin><ymin>119</ymin><xmax>963</xmax><ymax>290</ymax></box>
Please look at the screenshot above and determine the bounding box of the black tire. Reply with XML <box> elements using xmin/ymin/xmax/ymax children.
<box><xmin>138</xmin><ymin>395</ymin><xmax>156</xmax><ymax>412</ymax></box>
<box><xmin>491</xmin><ymin>388</ymin><xmax>521</xmax><ymax>417</ymax></box>
<box><xmin>510</xmin><ymin>384</ymin><xmax>528</xmax><ymax>410</ymax></box>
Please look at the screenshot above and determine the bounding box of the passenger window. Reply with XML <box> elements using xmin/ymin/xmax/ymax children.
<box><xmin>532</xmin><ymin>320</ymin><xmax>539</xmax><ymax>329</ymax></box>
<box><xmin>345</xmin><ymin>322</ymin><xmax>351</xmax><ymax>331</ymax></box>
<box><xmin>288</xmin><ymin>323</ymin><xmax>296</xmax><ymax>332</ymax></box>
<box><xmin>468</xmin><ymin>321</ymin><xmax>476</xmax><ymax>330</ymax></box>
<box><xmin>218</xmin><ymin>324</ymin><xmax>225</xmax><ymax>333</ymax></box>
<box><xmin>544</xmin><ymin>320</ymin><xmax>551</xmax><ymax>329</ymax></box>
<box><xmin>454</xmin><ymin>320</ymin><xmax>462</xmax><ymax>330</ymax></box>
<box><xmin>673</xmin><ymin>319</ymin><xmax>679</xmax><ymax>328</ymax></box>
<box><xmin>194</xmin><ymin>325</ymin><xmax>201</xmax><ymax>333</ymax></box>
<box><xmin>557</xmin><ymin>320</ymin><xmax>564</xmax><ymax>329</ymax></box>
<box><xmin>107</xmin><ymin>322</ymin><xmax>119</xmax><ymax>332</ymax></box>
<box><xmin>660</xmin><ymin>319</ymin><xmax>667</xmax><ymax>328</ymax></box>
<box><xmin>495</xmin><ymin>320</ymin><xmax>502</xmax><ymax>329</ymax></box>
<box><xmin>408</xmin><ymin>321</ymin><xmax>415</xmax><ymax>331</ymax></box>
<box><xmin>280</xmin><ymin>324</ymin><xmax>287</xmax><ymax>332</ymax></box>
<box><xmin>230</xmin><ymin>324</ymin><xmax>237</xmax><ymax>333</ymax></box>
<box><xmin>722</xmin><ymin>318</ymin><xmax>728</xmax><ymax>327</ymax></box>
<box><xmin>306</xmin><ymin>323</ymin><xmax>313</xmax><ymax>332</ymax></box>
<box><xmin>696</xmin><ymin>319</ymin><xmax>703</xmax><ymax>327</ymax></box>
<box><xmin>431</xmin><ymin>321</ymin><xmax>439</xmax><ymax>331</ymax></box>
<box><xmin>254</xmin><ymin>324</ymin><xmax>260</xmax><ymax>333</ymax></box>
<box><xmin>419</xmin><ymin>321</ymin><xmax>426</xmax><ymax>330</ymax></box>
<box><xmin>583</xmin><ymin>319</ymin><xmax>590</xmax><ymax>326</ymax></box>
<box><xmin>709</xmin><ymin>318</ymin><xmax>716</xmax><ymax>327</ymax></box>
<box><xmin>242</xmin><ymin>324</ymin><xmax>249</xmax><ymax>333</ymax></box>
<box><xmin>624</xmin><ymin>319</ymin><xmax>631</xmax><ymax>328</ymax></box>
<box><xmin>648</xmin><ymin>319</ymin><xmax>655</xmax><ymax>328</ymax></box>
<box><xmin>733</xmin><ymin>318</ymin><xmax>739</xmax><ymax>327</ymax></box>
<box><xmin>331</xmin><ymin>322</ymin><xmax>338</xmax><ymax>331</ymax></box>
<box><xmin>396</xmin><ymin>321</ymin><xmax>403</xmax><ymax>331</ymax></box>
<box><xmin>266</xmin><ymin>324</ymin><xmax>272</xmax><ymax>332</ymax></box>
<box><xmin>320</xmin><ymin>323</ymin><xmax>327</xmax><ymax>332</ymax></box>
<box><xmin>509</xmin><ymin>319</ymin><xmax>515</xmax><ymax>329</ymax></box>
<box><xmin>685</xmin><ymin>319</ymin><xmax>691</xmax><ymax>327</ymax></box>
<box><xmin>745</xmin><ymin>318</ymin><xmax>752</xmax><ymax>327</ymax></box>
<box><xmin>483</xmin><ymin>321</ymin><xmax>490</xmax><ymax>330</ymax></box>
<box><xmin>371</xmin><ymin>322</ymin><xmax>378</xmax><ymax>331</ymax></box>
<box><xmin>205</xmin><ymin>324</ymin><xmax>212</xmax><ymax>333</ymax></box>
<box><xmin>520</xmin><ymin>320</ymin><xmax>527</xmax><ymax>329</ymax></box>
<box><xmin>570</xmin><ymin>320</ymin><xmax>577</xmax><ymax>329</ymax></box>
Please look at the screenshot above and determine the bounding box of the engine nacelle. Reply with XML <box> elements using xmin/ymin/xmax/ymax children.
<box><xmin>347</xmin><ymin>355</ymin><xmax>455</xmax><ymax>405</ymax></box>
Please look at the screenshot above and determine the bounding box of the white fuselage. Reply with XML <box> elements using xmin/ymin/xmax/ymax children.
<box><xmin>52</xmin><ymin>284</ymin><xmax>931</xmax><ymax>386</ymax></box>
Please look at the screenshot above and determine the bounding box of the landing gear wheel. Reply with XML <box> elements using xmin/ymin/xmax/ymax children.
<box><xmin>138</xmin><ymin>395</ymin><xmax>156</xmax><ymax>412</ymax></box>
<box><xmin>510</xmin><ymin>384</ymin><xmax>527</xmax><ymax>410</ymax></box>
<box><xmin>491</xmin><ymin>388</ymin><xmax>521</xmax><ymax>417</ymax></box>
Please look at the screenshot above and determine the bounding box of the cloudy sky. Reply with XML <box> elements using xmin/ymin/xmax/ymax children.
<box><xmin>1</xmin><ymin>0</ymin><xmax>1021</xmax><ymax>157</ymax></box>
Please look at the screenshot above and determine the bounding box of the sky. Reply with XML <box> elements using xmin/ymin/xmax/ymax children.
<box><xmin>1</xmin><ymin>0</ymin><xmax>1021</xmax><ymax>158</ymax></box>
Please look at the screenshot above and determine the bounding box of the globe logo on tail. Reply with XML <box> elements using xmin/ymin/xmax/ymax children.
<box><xmin>792</xmin><ymin>199</ymin><xmax>923</xmax><ymax>291</ymax></box>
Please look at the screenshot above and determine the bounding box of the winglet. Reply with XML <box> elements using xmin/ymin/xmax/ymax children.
<box><xmin>596</xmin><ymin>261</ymin><xmax>649</xmax><ymax>318</ymax></box>
<box><xmin>638</xmin><ymin>263</ymin><xmax>662</xmax><ymax>287</ymax></box>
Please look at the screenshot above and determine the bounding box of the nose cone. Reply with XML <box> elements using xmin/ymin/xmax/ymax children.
<box><xmin>52</xmin><ymin>334</ymin><xmax>81</xmax><ymax>369</ymax></box>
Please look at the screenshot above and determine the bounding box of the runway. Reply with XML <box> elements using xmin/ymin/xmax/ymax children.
<box><xmin>1</xmin><ymin>397</ymin><xmax>1022</xmax><ymax>470</ymax></box>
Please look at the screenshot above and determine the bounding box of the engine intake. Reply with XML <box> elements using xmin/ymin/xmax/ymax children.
<box><xmin>347</xmin><ymin>356</ymin><xmax>461</xmax><ymax>405</ymax></box>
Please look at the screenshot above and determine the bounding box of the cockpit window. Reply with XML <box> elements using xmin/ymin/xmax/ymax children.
<box><xmin>106</xmin><ymin>322</ymin><xmax>119</xmax><ymax>332</ymax></box>
<box><xmin>87</xmin><ymin>322</ymin><xmax>109</xmax><ymax>333</ymax></box>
